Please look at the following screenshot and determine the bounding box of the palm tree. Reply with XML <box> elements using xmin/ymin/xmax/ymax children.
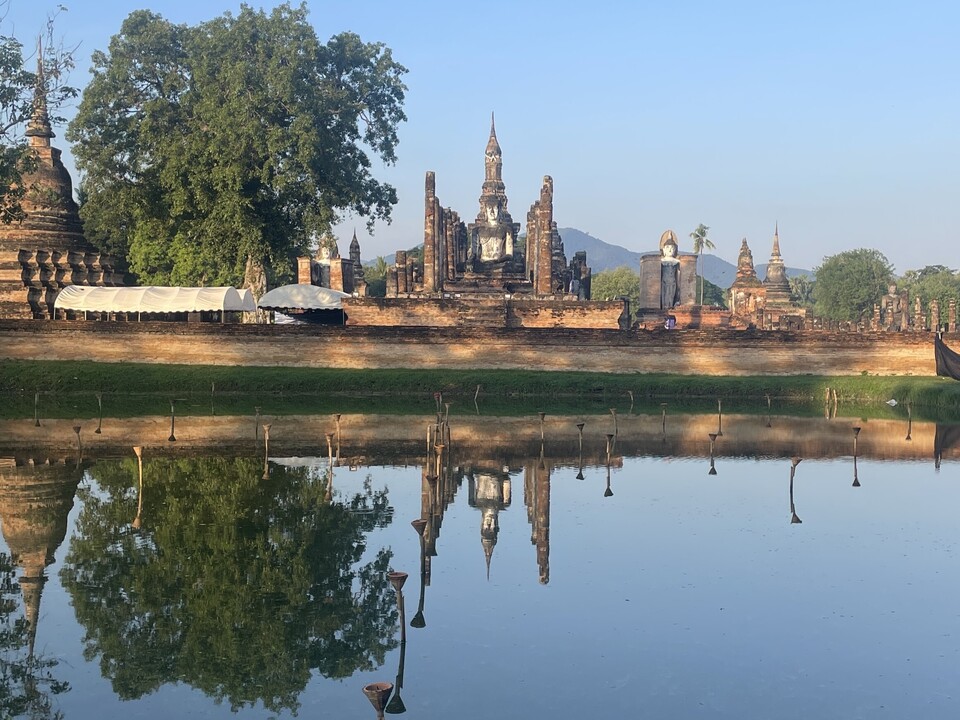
<box><xmin>689</xmin><ymin>223</ymin><xmax>715</xmax><ymax>306</ymax></box>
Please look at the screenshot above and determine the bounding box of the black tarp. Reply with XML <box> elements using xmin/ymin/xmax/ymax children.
<box><xmin>934</xmin><ymin>334</ymin><xmax>960</xmax><ymax>380</ymax></box>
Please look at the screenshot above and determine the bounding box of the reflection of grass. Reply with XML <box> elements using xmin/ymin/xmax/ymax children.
<box><xmin>2</xmin><ymin>359</ymin><xmax>960</xmax><ymax>420</ymax></box>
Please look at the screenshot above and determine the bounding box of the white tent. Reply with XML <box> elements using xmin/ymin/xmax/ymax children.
<box><xmin>257</xmin><ymin>284</ymin><xmax>349</xmax><ymax>310</ymax></box>
<box><xmin>54</xmin><ymin>286</ymin><xmax>255</xmax><ymax>313</ymax></box>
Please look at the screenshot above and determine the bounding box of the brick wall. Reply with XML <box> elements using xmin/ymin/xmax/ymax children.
<box><xmin>0</xmin><ymin>320</ymin><xmax>943</xmax><ymax>375</ymax></box>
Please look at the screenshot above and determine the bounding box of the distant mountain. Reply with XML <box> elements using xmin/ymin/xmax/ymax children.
<box><xmin>559</xmin><ymin>227</ymin><xmax>811</xmax><ymax>286</ymax></box>
<box><xmin>557</xmin><ymin>228</ymin><xmax>642</xmax><ymax>274</ymax></box>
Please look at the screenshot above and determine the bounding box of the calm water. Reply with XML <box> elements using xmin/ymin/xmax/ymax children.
<box><xmin>1</xmin><ymin>409</ymin><xmax>958</xmax><ymax>719</ymax></box>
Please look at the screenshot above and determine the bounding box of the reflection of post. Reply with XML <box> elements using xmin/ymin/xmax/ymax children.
<box><xmin>385</xmin><ymin>636</ymin><xmax>406</xmax><ymax>715</ymax></box>
<box><xmin>576</xmin><ymin>422</ymin><xmax>585</xmax><ymax>480</ymax></box>
<box><xmin>168</xmin><ymin>400</ymin><xmax>177</xmax><ymax>442</ymax></box>
<box><xmin>325</xmin><ymin>432</ymin><xmax>335</xmax><ymax>502</ymax></box>
<box><xmin>95</xmin><ymin>392</ymin><xmax>103</xmax><ymax>434</ymax></box>
<box><xmin>73</xmin><ymin>424</ymin><xmax>82</xmax><ymax>463</ymax></box>
<box><xmin>335</xmin><ymin>413</ymin><xmax>342</xmax><ymax>460</ymax></box>
<box><xmin>852</xmin><ymin>426</ymin><xmax>861</xmax><ymax>487</ymax></box>
<box><xmin>610</xmin><ymin>408</ymin><xmax>618</xmax><ymax>436</ymax></box>
<box><xmin>362</xmin><ymin>682</ymin><xmax>393</xmax><ymax>720</ymax></box>
<box><xmin>34</xmin><ymin>391</ymin><xmax>41</xmax><ymax>427</ymax></box>
<box><xmin>538</xmin><ymin>412</ymin><xmax>546</xmax><ymax>442</ymax></box>
<box><xmin>660</xmin><ymin>403</ymin><xmax>668</xmax><ymax>436</ymax></box>
<box><xmin>905</xmin><ymin>400</ymin><xmax>912</xmax><ymax>442</ymax></box>
<box><xmin>708</xmin><ymin>433</ymin><xmax>718</xmax><ymax>475</ymax></box>
<box><xmin>254</xmin><ymin>406</ymin><xmax>261</xmax><ymax>439</ymax></box>
<box><xmin>789</xmin><ymin>456</ymin><xmax>802</xmax><ymax>524</ymax></box>
<box><xmin>410</xmin><ymin>519</ymin><xmax>427</xmax><ymax>628</ymax></box>
<box><xmin>716</xmin><ymin>399</ymin><xmax>723</xmax><ymax>437</ymax></box>
<box><xmin>132</xmin><ymin>446</ymin><xmax>144</xmax><ymax>530</ymax></box>
<box><xmin>262</xmin><ymin>424</ymin><xmax>272</xmax><ymax>480</ymax></box>
<box><xmin>627</xmin><ymin>390</ymin><xmax>634</xmax><ymax>414</ymax></box>
<box><xmin>765</xmin><ymin>393</ymin><xmax>772</xmax><ymax>428</ymax></box>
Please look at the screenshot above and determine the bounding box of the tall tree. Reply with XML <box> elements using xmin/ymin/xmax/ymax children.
<box><xmin>689</xmin><ymin>223</ymin><xmax>714</xmax><ymax>306</ymax></box>
<box><xmin>789</xmin><ymin>274</ymin><xmax>815</xmax><ymax>308</ymax></box>
<box><xmin>0</xmin><ymin>5</ymin><xmax>77</xmax><ymax>224</ymax></box>
<box><xmin>67</xmin><ymin>4</ymin><xmax>407</xmax><ymax>288</ymax></box>
<box><xmin>812</xmin><ymin>249</ymin><xmax>893</xmax><ymax>322</ymax></box>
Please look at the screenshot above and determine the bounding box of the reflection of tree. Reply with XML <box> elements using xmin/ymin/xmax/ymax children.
<box><xmin>60</xmin><ymin>457</ymin><xmax>396</xmax><ymax>713</ymax></box>
<box><xmin>0</xmin><ymin>552</ymin><xmax>69</xmax><ymax>719</ymax></box>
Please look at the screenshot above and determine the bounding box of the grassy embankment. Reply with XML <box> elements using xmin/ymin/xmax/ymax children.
<box><xmin>2</xmin><ymin>359</ymin><xmax>960</xmax><ymax>421</ymax></box>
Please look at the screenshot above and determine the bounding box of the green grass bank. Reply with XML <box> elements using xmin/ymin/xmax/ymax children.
<box><xmin>3</xmin><ymin>359</ymin><xmax>960</xmax><ymax>421</ymax></box>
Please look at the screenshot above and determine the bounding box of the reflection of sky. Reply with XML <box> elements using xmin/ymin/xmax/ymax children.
<box><xmin>2</xmin><ymin>451</ymin><xmax>957</xmax><ymax>718</ymax></box>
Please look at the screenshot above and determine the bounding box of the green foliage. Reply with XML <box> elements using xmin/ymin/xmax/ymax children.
<box><xmin>590</xmin><ymin>266</ymin><xmax>640</xmax><ymax>318</ymax></box>
<box><xmin>364</xmin><ymin>256</ymin><xmax>389</xmax><ymax>297</ymax></box>
<box><xmin>898</xmin><ymin>265</ymin><xmax>960</xmax><ymax>325</ymax></box>
<box><xmin>68</xmin><ymin>4</ymin><xmax>407</xmax><ymax>287</ymax></box>
<box><xmin>700</xmin><ymin>277</ymin><xmax>727</xmax><ymax>308</ymax></box>
<box><xmin>812</xmin><ymin>249</ymin><xmax>894</xmax><ymax>321</ymax></box>
<box><xmin>60</xmin><ymin>456</ymin><xmax>396</xmax><ymax>713</ymax></box>
<box><xmin>0</xmin><ymin>10</ymin><xmax>78</xmax><ymax>224</ymax></box>
<box><xmin>789</xmin><ymin>274</ymin><xmax>815</xmax><ymax>308</ymax></box>
<box><xmin>0</xmin><ymin>552</ymin><xmax>70</xmax><ymax>719</ymax></box>
<box><xmin>689</xmin><ymin>223</ymin><xmax>714</xmax><ymax>305</ymax></box>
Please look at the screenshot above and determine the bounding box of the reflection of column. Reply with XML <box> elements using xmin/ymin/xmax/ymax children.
<box><xmin>524</xmin><ymin>458</ymin><xmax>551</xmax><ymax>584</ymax></box>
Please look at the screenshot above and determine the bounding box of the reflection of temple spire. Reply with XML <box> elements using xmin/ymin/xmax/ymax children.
<box><xmin>0</xmin><ymin>457</ymin><xmax>81</xmax><ymax>656</ymax></box>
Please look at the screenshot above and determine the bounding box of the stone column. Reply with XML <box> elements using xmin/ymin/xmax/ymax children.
<box><xmin>914</xmin><ymin>296</ymin><xmax>924</xmax><ymax>331</ymax></box>
<box><xmin>950</xmin><ymin>299</ymin><xmax>957</xmax><ymax>332</ymax></box>
<box><xmin>535</xmin><ymin>177</ymin><xmax>554</xmax><ymax>296</ymax></box>
<box><xmin>423</xmin><ymin>172</ymin><xmax>437</xmax><ymax>294</ymax></box>
<box><xmin>386</xmin><ymin>266</ymin><xmax>398</xmax><ymax>297</ymax></box>
<box><xmin>931</xmin><ymin>299</ymin><xmax>940</xmax><ymax>331</ymax></box>
<box><xmin>395</xmin><ymin>251</ymin><xmax>407</xmax><ymax>294</ymax></box>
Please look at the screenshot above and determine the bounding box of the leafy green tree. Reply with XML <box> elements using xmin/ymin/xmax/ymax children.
<box><xmin>812</xmin><ymin>249</ymin><xmax>893</xmax><ymax>321</ymax></box>
<box><xmin>898</xmin><ymin>265</ymin><xmax>960</xmax><ymax>325</ymax></box>
<box><xmin>0</xmin><ymin>552</ymin><xmax>69</xmax><ymax>719</ymax></box>
<box><xmin>60</xmin><ymin>456</ymin><xmax>396</xmax><ymax>714</ymax></box>
<box><xmin>0</xmin><ymin>6</ymin><xmax>78</xmax><ymax>224</ymax></box>
<box><xmin>591</xmin><ymin>266</ymin><xmax>640</xmax><ymax>319</ymax></box>
<box><xmin>68</xmin><ymin>4</ymin><xmax>407</xmax><ymax>287</ymax></box>
<box><xmin>689</xmin><ymin>223</ymin><xmax>715</xmax><ymax>306</ymax></box>
<box><xmin>701</xmin><ymin>276</ymin><xmax>727</xmax><ymax>309</ymax></box>
<box><xmin>789</xmin><ymin>274</ymin><xmax>815</xmax><ymax>308</ymax></box>
<box><xmin>364</xmin><ymin>256</ymin><xmax>389</xmax><ymax>297</ymax></box>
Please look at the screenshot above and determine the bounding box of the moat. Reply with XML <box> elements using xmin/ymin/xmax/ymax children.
<box><xmin>1</xmin><ymin>404</ymin><xmax>957</xmax><ymax>719</ymax></box>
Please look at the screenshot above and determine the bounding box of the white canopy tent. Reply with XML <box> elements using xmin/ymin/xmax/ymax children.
<box><xmin>257</xmin><ymin>284</ymin><xmax>349</xmax><ymax>310</ymax></box>
<box><xmin>55</xmin><ymin>286</ymin><xmax>256</xmax><ymax>313</ymax></box>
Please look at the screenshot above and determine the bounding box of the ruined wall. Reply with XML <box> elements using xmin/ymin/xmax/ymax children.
<box><xmin>0</xmin><ymin>320</ymin><xmax>943</xmax><ymax>376</ymax></box>
<box><xmin>341</xmin><ymin>298</ymin><xmax>625</xmax><ymax>329</ymax></box>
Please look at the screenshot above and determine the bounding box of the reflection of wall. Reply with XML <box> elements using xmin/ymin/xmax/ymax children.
<box><xmin>2</xmin><ymin>414</ymin><xmax>948</xmax><ymax>465</ymax></box>
<box><xmin>0</xmin><ymin>321</ymin><xmax>941</xmax><ymax>375</ymax></box>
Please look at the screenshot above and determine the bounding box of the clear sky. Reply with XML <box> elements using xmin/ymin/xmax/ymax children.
<box><xmin>4</xmin><ymin>0</ymin><xmax>958</xmax><ymax>274</ymax></box>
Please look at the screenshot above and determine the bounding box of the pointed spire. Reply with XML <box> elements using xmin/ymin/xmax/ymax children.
<box><xmin>771</xmin><ymin>223</ymin><xmax>782</xmax><ymax>260</ymax></box>
<box><xmin>485</xmin><ymin>111</ymin><xmax>501</xmax><ymax>159</ymax></box>
<box><xmin>26</xmin><ymin>37</ymin><xmax>54</xmax><ymax>144</ymax></box>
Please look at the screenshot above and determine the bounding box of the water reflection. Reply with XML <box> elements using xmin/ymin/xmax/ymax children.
<box><xmin>1</xmin><ymin>408</ymin><xmax>960</xmax><ymax>718</ymax></box>
<box><xmin>58</xmin><ymin>454</ymin><xmax>397</xmax><ymax>714</ymax></box>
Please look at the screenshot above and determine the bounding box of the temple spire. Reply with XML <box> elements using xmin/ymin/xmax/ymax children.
<box><xmin>26</xmin><ymin>37</ymin><xmax>54</xmax><ymax>145</ymax></box>
<box><xmin>771</xmin><ymin>223</ymin><xmax>782</xmax><ymax>260</ymax></box>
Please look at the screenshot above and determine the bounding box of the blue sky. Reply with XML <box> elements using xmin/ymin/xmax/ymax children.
<box><xmin>4</xmin><ymin>0</ymin><xmax>958</xmax><ymax>273</ymax></box>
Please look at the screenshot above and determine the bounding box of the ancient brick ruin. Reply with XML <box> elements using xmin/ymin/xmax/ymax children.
<box><xmin>0</xmin><ymin>59</ymin><xmax>126</xmax><ymax>319</ymax></box>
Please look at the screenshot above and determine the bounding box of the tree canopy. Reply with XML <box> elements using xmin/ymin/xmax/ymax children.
<box><xmin>60</xmin><ymin>455</ymin><xmax>397</xmax><ymax>714</ymax></box>
<box><xmin>591</xmin><ymin>266</ymin><xmax>640</xmax><ymax>319</ymax></box>
<box><xmin>811</xmin><ymin>249</ymin><xmax>893</xmax><ymax>322</ymax></box>
<box><xmin>898</xmin><ymin>265</ymin><xmax>960</xmax><ymax>324</ymax></box>
<box><xmin>67</xmin><ymin>3</ymin><xmax>407</xmax><ymax>287</ymax></box>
